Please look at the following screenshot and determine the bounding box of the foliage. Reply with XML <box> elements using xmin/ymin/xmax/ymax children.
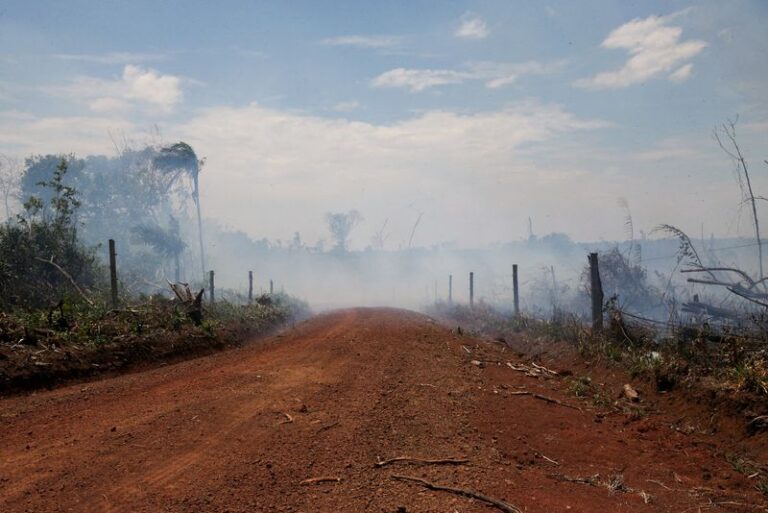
<box><xmin>325</xmin><ymin>210</ymin><xmax>362</xmax><ymax>252</ymax></box>
<box><xmin>20</xmin><ymin>144</ymin><xmax>202</xmax><ymax>289</ymax></box>
<box><xmin>0</xmin><ymin>158</ymin><xmax>101</xmax><ymax>311</ymax></box>
<box><xmin>582</xmin><ymin>247</ymin><xmax>663</xmax><ymax>315</ymax></box>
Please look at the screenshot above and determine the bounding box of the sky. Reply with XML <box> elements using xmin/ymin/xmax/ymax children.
<box><xmin>1</xmin><ymin>0</ymin><xmax>767</xmax><ymax>249</ymax></box>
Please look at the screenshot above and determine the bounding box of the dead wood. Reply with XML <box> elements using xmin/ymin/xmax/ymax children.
<box><xmin>508</xmin><ymin>391</ymin><xmax>581</xmax><ymax>410</ymax></box>
<box><xmin>375</xmin><ymin>456</ymin><xmax>469</xmax><ymax>468</ymax></box>
<box><xmin>506</xmin><ymin>361</ymin><xmax>557</xmax><ymax>379</ymax></box>
<box><xmin>280</xmin><ymin>412</ymin><xmax>294</xmax><ymax>424</ymax></box>
<box><xmin>167</xmin><ymin>280</ymin><xmax>204</xmax><ymax>325</ymax></box>
<box><xmin>34</xmin><ymin>256</ymin><xmax>94</xmax><ymax>307</ymax></box>
<box><xmin>300</xmin><ymin>476</ymin><xmax>340</xmax><ymax>485</ymax></box>
<box><xmin>548</xmin><ymin>473</ymin><xmax>600</xmax><ymax>486</ymax></box>
<box><xmin>390</xmin><ymin>474</ymin><xmax>521</xmax><ymax>513</ymax></box>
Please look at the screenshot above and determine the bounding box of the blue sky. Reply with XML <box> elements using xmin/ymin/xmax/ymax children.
<box><xmin>1</xmin><ymin>1</ymin><xmax>767</xmax><ymax>247</ymax></box>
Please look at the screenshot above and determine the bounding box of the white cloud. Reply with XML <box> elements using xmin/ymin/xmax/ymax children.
<box><xmin>575</xmin><ymin>12</ymin><xmax>706</xmax><ymax>89</ymax></box>
<box><xmin>43</xmin><ymin>64</ymin><xmax>183</xmax><ymax>113</ymax></box>
<box><xmin>372</xmin><ymin>60</ymin><xmax>564</xmax><ymax>92</ymax></box>
<box><xmin>54</xmin><ymin>52</ymin><xmax>167</xmax><ymax>64</ymax></box>
<box><xmin>122</xmin><ymin>65</ymin><xmax>182</xmax><ymax>110</ymax></box>
<box><xmin>668</xmin><ymin>63</ymin><xmax>694</xmax><ymax>83</ymax></box>
<box><xmin>0</xmin><ymin>110</ymin><xmax>137</xmax><ymax>155</ymax></box>
<box><xmin>321</xmin><ymin>35</ymin><xmax>401</xmax><ymax>49</ymax></box>
<box><xmin>371</xmin><ymin>68</ymin><xmax>470</xmax><ymax>92</ymax></box>
<box><xmin>455</xmin><ymin>13</ymin><xmax>489</xmax><ymax>39</ymax></box>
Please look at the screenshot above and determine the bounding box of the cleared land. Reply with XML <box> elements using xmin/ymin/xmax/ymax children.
<box><xmin>0</xmin><ymin>308</ymin><xmax>764</xmax><ymax>512</ymax></box>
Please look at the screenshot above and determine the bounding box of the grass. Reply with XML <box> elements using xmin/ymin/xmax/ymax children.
<box><xmin>429</xmin><ymin>301</ymin><xmax>768</xmax><ymax>399</ymax></box>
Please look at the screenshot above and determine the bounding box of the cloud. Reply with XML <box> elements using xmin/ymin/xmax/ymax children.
<box><xmin>0</xmin><ymin>110</ymin><xmax>137</xmax><ymax>155</ymax></box>
<box><xmin>668</xmin><ymin>63</ymin><xmax>694</xmax><ymax>83</ymax></box>
<box><xmin>455</xmin><ymin>13</ymin><xmax>489</xmax><ymax>39</ymax></box>
<box><xmin>121</xmin><ymin>65</ymin><xmax>182</xmax><ymax>110</ymax></box>
<box><xmin>371</xmin><ymin>68</ymin><xmax>470</xmax><ymax>92</ymax></box>
<box><xmin>575</xmin><ymin>12</ymin><xmax>706</xmax><ymax>89</ymax></box>
<box><xmin>320</xmin><ymin>35</ymin><xmax>401</xmax><ymax>49</ymax></box>
<box><xmin>54</xmin><ymin>52</ymin><xmax>168</xmax><ymax>64</ymax></box>
<box><xmin>372</xmin><ymin>60</ymin><xmax>564</xmax><ymax>92</ymax></box>
<box><xmin>43</xmin><ymin>64</ymin><xmax>183</xmax><ymax>113</ymax></box>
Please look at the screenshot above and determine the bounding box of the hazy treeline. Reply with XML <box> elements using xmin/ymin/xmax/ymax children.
<box><xmin>3</xmin><ymin>143</ymin><xmax>764</xmax><ymax>322</ymax></box>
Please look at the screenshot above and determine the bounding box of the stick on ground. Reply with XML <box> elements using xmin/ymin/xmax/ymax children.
<box><xmin>508</xmin><ymin>391</ymin><xmax>581</xmax><ymax>411</ymax></box>
<box><xmin>391</xmin><ymin>474</ymin><xmax>521</xmax><ymax>513</ymax></box>
<box><xmin>375</xmin><ymin>456</ymin><xmax>469</xmax><ymax>468</ymax></box>
<box><xmin>300</xmin><ymin>476</ymin><xmax>340</xmax><ymax>485</ymax></box>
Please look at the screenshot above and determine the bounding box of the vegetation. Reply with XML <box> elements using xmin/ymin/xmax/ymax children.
<box><xmin>0</xmin><ymin>157</ymin><xmax>310</xmax><ymax>393</ymax></box>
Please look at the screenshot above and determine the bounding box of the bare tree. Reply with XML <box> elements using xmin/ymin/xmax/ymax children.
<box><xmin>371</xmin><ymin>218</ymin><xmax>389</xmax><ymax>250</ymax></box>
<box><xmin>325</xmin><ymin>210</ymin><xmax>362</xmax><ymax>252</ymax></box>
<box><xmin>715</xmin><ymin>118</ymin><xmax>763</xmax><ymax>280</ymax></box>
<box><xmin>0</xmin><ymin>154</ymin><xmax>21</xmax><ymax>221</ymax></box>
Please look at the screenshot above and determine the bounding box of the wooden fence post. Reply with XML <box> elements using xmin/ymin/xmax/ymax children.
<box><xmin>248</xmin><ymin>271</ymin><xmax>253</xmax><ymax>304</ymax></box>
<box><xmin>448</xmin><ymin>274</ymin><xmax>453</xmax><ymax>305</ymax></box>
<box><xmin>270</xmin><ymin>279</ymin><xmax>274</xmax><ymax>295</ymax></box>
<box><xmin>108</xmin><ymin>239</ymin><xmax>118</xmax><ymax>310</ymax></box>
<box><xmin>512</xmin><ymin>264</ymin><xmax>519</xmax><ymax>317</ymax></box>
<box><xmin>588</xmin><ymin>253</ymin><xmax>603</xmax><ymax>331</ymax></box>
<box><xmin>209</xmin><ymin>270</ymin><xmax>215</xmax><ymax>304</ymax></box>
<box><xmin>469</xmin><ymin>272</ymin><xmax>474</xmax><ymax>308</ymax></box>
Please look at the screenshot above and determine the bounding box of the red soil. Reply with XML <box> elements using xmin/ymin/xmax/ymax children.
<box><xmin>0</xmin><ymin>308</ymin><xmax>765</xmax><ymax>512</ymax></box>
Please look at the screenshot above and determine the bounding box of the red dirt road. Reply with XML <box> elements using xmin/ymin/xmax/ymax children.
<box><xmin>0</xmin><ymin>308</ymin><xmax>765</xmax><ymax>512</ymax></box>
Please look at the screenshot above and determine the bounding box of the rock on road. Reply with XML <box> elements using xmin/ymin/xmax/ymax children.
<box><xmin>0</xmin><ymin>308</ymin><xmax>763</xmax><ymax>512</ymax></box>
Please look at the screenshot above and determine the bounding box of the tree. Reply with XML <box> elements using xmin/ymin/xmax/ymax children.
<box><xmin>715</xmin><ymin>118</ymin><xmax>763</xmax><ymax>280</ymax></box>
<box><xmin>325</xmin><ymin>210</ymin><xmax>362</xmax><ymax>252</ymax></box>
<box><xmin>153</xmin><ymin>142</ymin><xmax>205</xmax><ymax>280</ymax></box>
<box><xmin>0</xmin><ymin>158</ymin><xmax>99</xmax><ymax>310</ymax></box>
<box><xmin>0</xmin><ymin>155</ymin><xmax>21</xmax><ymax>221</ymax></box>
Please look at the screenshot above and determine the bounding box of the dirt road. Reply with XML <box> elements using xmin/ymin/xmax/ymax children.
<box><xmin>0</xmin><ymin>308</ymin><xmax>764</xmax><ymax>512</ymax></box>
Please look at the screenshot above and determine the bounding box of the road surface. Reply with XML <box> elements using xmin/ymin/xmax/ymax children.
<box><xmin>0</xmin><ymin>308</ymin><xmax>763</xmax><ymax>512</ymax></box>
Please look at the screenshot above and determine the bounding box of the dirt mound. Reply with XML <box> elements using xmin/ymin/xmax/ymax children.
<box><xmin>0</xmin><ymin>308</ymin><xmax>764</xmax><ymax>512</ymax></box>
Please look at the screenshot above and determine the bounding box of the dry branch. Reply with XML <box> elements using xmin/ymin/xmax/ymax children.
<box><xmin>508</xmin><ymin>391</ymin><xmax>581</xmax><ymax>410</ymax></box>
<box><xmin>375</xmin><ymin>456</ymin><xmax>468</xmax><ymax>468</ymax></box>
<box><xmin>280</xmin><ymin>412</ymin><xmax>294</xmax><ymax>424</ymax></box>
<box><xmin>300</xmin><ymin>476</ymin><xmax>340</xmax><ymax>485</ymax></box>
<box><xmin>391</xmin><ymin>474</ymin><xmax>521</xmax><ymax>513</ymax></box>
<box><xmin>34</xmin><ymin>256</ymin><xmax>94</xmax><ymax>307</ymax></box>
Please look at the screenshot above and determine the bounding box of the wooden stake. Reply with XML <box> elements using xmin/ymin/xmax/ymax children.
<box><xmin>108</xmin><ymin>239</ymin><xmax>118</xmax><ymax>309</ymax></box>
<box><xmin>588</xmin><ymin>253</ymin><xmax>603</xmax><ymax>331</ymax></box>
<box><xmin>469</xmin><ymin>272</ymin><xmax>474</xmax><ymax>308</ymax></box>
<box><xmin>270</xmin><ymin>279</ymin><xmax>274</xmax><ymax>295</ymax></box>
<box><xmin>209</xmin><ymin>270</ymin><xmax>215</xmax><ymax>304</ymax></box>
<box><xmin>512</xmin><ymin>264</ymin><xmax>519</xmax><ymax>316</ymax></box>
<box><xmin>448</xmin><ymin>274</ymin><xmax>453</xmax><ymax>305</ymax></box>
<box><xmin>248</xmin><ymin>270</ymin><xmax>253</xmax><ymax>304</ymax></box>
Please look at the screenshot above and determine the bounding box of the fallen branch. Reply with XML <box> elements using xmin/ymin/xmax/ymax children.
<box><xmin>548</xmin><ymin>473</ymin><xmax>600</xmax><ymax>486</ymax></box>
<box><xmin>34</xmin><ymin>256</ymin><xmax>94</xmax><ymax>307</ymax></box>
<box><xmin>280</xmin><ymin>412</ymin><xmax>294</xmax><ymax>424</ymax></box>
<box><xmin>316</xmin><ymin>421</ymin><xmax>339</xmax><ymax>433</ymax></box>
<box><xmin>508</xmin><ymin>391</ymin><xmax>581</xmax><ymax>411</ymax></box>
<box><xmin>537</xmin><ymin>453</ymin><xmax>559</xmax><ymax>465</ymax></box>
<box><xmin>375</xmin><ymin>456</ymin><xmax>469</xmax><ymax>468</ymax></box>
<box><xmin>300</xmin><ymin>476</ymin><xmax>340</xmax><ymax>485</ymax></box>
<box><xmin>391</xmin><ymin>475</ymin><xmax>521</xmax><ymax>513</ymax></box>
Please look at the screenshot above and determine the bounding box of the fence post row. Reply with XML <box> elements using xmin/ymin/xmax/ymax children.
<box><xmin>209</xmin><ymin>270</ymin><xmax>215</xmax><ymax>304</ymax></box>
<box><xmin>108</xmin><ymin>239</ymin><xmax>118</xmax><ymax>310</ymax></box>
<box><xmin>588</xmin><ymin>253</ymin><xmax>604</xmax><ymax>331</ymax></box>
<box><xmin>248</xmin><ymin>271</ymin><xmax>253</xmax><ymax>304</ymax></box>
<box><xmin>469</xmin><ymin>271</ymin><xmax>474</xmax><ymax>308</ymax></box>
<box><xmin>512</xmin><ymin>264</ymin><xmax>519</xmax><ymax>317</ymax></box>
